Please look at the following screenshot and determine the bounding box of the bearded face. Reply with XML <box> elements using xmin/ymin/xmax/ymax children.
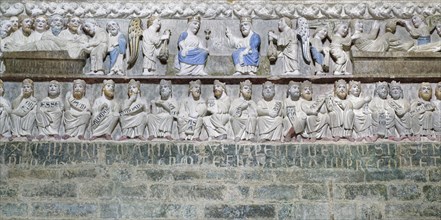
<box><xmin>22</xmin><ymin>84</ymin><xmax>33</xmax><ymax>98</ymax></box>
<box><xmin>241</xmin><ymin>85</ymin><xmax>252</xmax><ymax>100</ymax></box>
<box><xmin>190</xmin><ymin>86</ymin><xmax>201</xmax><ymax>100</ymax></box>
<box><xmin>377</xmin><ymin>86</ymin><xmax>388</xmax><ymax>99</ymax></box>
<box><xmin>107</xmin><ymin>21</ymin><xmax>119</xmax><ymax>36</ymax></box>
<box><xmin>160</xmin><ymin>85</ymin><xmax>171</xmax><ymax>100</ymax></box>
<box><xmin>240</xmin><ymin>22</ymin><xmax>251</xmax><ymax>37</ymax></box>
<box><xmin>335</xmin><ymin>83</ymin><xmax>348</xmax><ymax>100</ymax></box>
<box><xmin>419</xmin><ymin>85</ymin><xmax>432</xmax><ymax>101</ymax></box>
<box><xmin>50</xmin><ymin>15</ymin><xmax>64</xmax><ymax>35</ymax></box>
<box><xmin>262</xmin><ymin>84</ymin><xmax>275</xmax><ymax>101</ymax></box>
<box><xmin>21</xmin><ymin>18</ymin><xmax>33</xmax><ymax>35</ymax></box>
<box><xmin>288</xmin><ymin>85</ymin><xmax>300</xmax><ymax>100</ymax></box>
<box><xmin>103</xmin><ymin>84</ymin><xmax>115</xmax><ymax>99</ymax></box>
<box><xmin>301</xmin><ymin>86</ymin><xmax>313</xmax><ymax>101</ymax></box>
<box><xmin>128</xmin><ymin>85</ymin><xmax>139</xmax><ymax>98</ymax></box>
<box><xmin>48</xmin><ymin>83</ymin><xmax>60</xmax><ymax>98</ymax></box>
<box><xmin>73</xmin><ymin>83</ymin><xmax>85</xmax><ymax>100</ymax></box>
<box><xmin>213</xmin><ymin>84</ymin><xmax>223</xmax><ymax>99</ymax></box>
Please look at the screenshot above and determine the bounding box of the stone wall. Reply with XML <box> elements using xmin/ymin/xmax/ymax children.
<box><xmin>1</xmin><ymin>141</ymin><xmax>440</xmax><ymax>219</ymax></box>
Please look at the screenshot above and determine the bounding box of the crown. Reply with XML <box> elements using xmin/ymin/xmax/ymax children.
<box><xmin>389</xmin><ymin>80</ymin><xmax>401</xmax><ymax>89</ymax></box>
<box><xmin>73</xmin><ymin>79</ymin><xmax>86</xmax><ymax>87</ymax></box>
<box><xmin>240</xmin><ymin>80</ymin><xmax>252</xmax><ymax>88</ymax></box>
<box><xmin>240</xmin><ymin>16</ymin><xmax>252</xmax><ymax>24</ymax></box>
<box><xmin>300</xmin><ymin>80</ymin><xmax>312</xmax><ymax>90</ymax></box>
<box><xmin>188</xmin><ymin>15</ymin><xmax>201</xmax><ymax>23</ymax></box>
<box><xmin>160</xmin><ymin>79</ymin><xmax>172</xmax><ymax>87</ymax></box>
<box><xmin>189</xmin><ymin>80</ymin><xmax>201</xmax><ymax>89</ymax></box>
<box><xmin>103</xmin><ymin>79</ymin><xmax>115</xmax><ymax>86</ymax></box>
<box><xmin>129</xmin><ymin>79</ymin><xmax>140</xmax><ymax>88</ymax></box>
<box><xmin>288</xmin><ymin>81</ymin><xmax>300</xmax><ymax>88</ymax></box>
<box><xmin>22</xmin><ymin>78</ymin><xmax>33</xmax><ymax>85</ymax></box>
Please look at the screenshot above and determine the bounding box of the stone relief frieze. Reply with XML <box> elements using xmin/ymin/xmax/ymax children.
<box><xmin>0</xmin><ymin>2</ymin><xmax>440</xmax><ymax>19</ymax></box>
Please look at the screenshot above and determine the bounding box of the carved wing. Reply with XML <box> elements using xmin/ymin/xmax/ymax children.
<box><xmin>297</xmin><ymin>17</ymin><xmax>311</xmax><ymax>64</ymax></box>
<box><xmin>127</xmin><ymin>17</ymin><xmax>143</xmax><ymax>69</ymax></box>
<box><xmin>425</xmin><ymin>15</ymin><xmax>441</xmax><ymax>31</ymax></box>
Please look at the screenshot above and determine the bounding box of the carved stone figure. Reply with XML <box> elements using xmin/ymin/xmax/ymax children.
<box><xmin>0</xmin><ymin>20</ymin><xmax>12</xmax><ymax>73</ymax></box>
<box><xmin>310</xmin><ymin>26</ymin><xmax>330</xmax><ymax>75</ymax></box>
<box><xmin>63</xmin><ymin>79</ymin><xmax>91</xmax><ymax>140</ymax></box>
<box><xmin>299</xmin><ymin>80</ymin><xmax>329</xmax><ymax>141</ymax></box>
<box><xmin>127</xmin><ymin>16</ymin><xmax>170</xmax><ymax>75</ymax></box>
<box><xmin>433</xmin><ymin>82</ymin><xmax>441</xmax><ymax>141</ymax></box>
<box><xmin>203</xmin><ymin>80</ymin><xmax>231</xmax><ymax>140</ymax></box>
<box><xmin>177</xmin><ymin>80</ymin><xmax>207</xmax><ymax>140</ymax></box>
<box><xmin>82</xmin><ymin>19</ymin><xmax>109</xmax><ymax>75</ymax></box>
<box><xmin>119</xmin><ymin>79</ymin><xmax>149</xmax><ymax>140</ymax></box>
<box><xmin>225</xmin><ymin>16</ymin><xmax>261</xmax><ymax>75</ymax></box>
<box><xmin>0</xmin><ymin>80</ymin><xmax>12</xmax><ymax>138</ymax></box>
<box><xmin>28</xmin><ymin>15</ymin><xmax>50</xmax><ymax>43</ymax></box>
<box><xmin>147</xmin><ymin>79</ymin><xmax>179</xmax><ymax>140</ymax></box>
<box><xmin>9</xmin><ymin>16</ymin><xmax>19</xmax><ymax>33</ymax></box>
<box><xmin>326</xmin><ymin>79</ymin><xmax>354</xmax><ymax>141</ymax></box>
<box><xmin>256</xmin><ymin>81</ymin><xmax>283</xmax><ymax>141</ymax></box>
<box><xmin>410</xmin><ymin>82</ymin><xmax>435</xmax><ymax>140</ymax></box>
<box><xmin>283</xmin><ymin>81</ymin><xmax>307</xmax><ymax>142</ymax></box>
<box><xmin>2</xmin><ymin>16</ymin><xmax>34</xmax><ymax>51</ymax></box>
<box><xmin>400</xmin><ymin>15</ymin><xmax>432</xmax><ymax>46</ymax></box>
<box><xmin>47</xmin><ymin>14</ymin><xmax>64</xmax><ymax>37</ymax></box>
<box><xmin>90</xmin><ymin>79</ymin><xmax>120</xmax><ymax>140</ymax></box>
<box><xmin>11</xmin><ymin>79</ymin><xmax>37</xmax><ymax>140</ymax></box>
<box><xmin>106</xmin><ymin>20</ymin><xmax>127</xmax><ymax>76</ymax></box>
<box><xmin>176</xmin><ymin>16</ymin><xmax>209</xmax><ymax>76</ymax></box>
<box><xmin>57</xmin><ymin>16</ymin><xmax>89</xmax><ymax>58</ymax></box>
<box><xmin>229</xmin><ymin>80</ymin><xmax>258</xmax><ymax>141</ymax></box>
<box><xmin>36</xmin><ymin>80</ymin><xmax>64</xmax><ymax>140</ymax></box>
<box><xmin>368</xmin><ymin>82</ymin><xmax>395</xmax><ymax>141</ymax></box>
<box><xmin>410</xmin><ymin>22</ymin><xmax>441</xmax><ymax>52</ymax></box>
<box><xmin>388</xmin><ymin>81</ymin><xmax>412</xmax><ymax>141</ymax></box>
<box><xmin>346</xmin><ymin>80</ymin><xmax>372</xmax><ymax>141</ymax></box>
<box><xmin>328</xmin><ymin>22</ymin><xmax>352</xmax><ymax>75</ymax></box>
<box><xmin>268</xmin><ymin>17</ymin><xmax>310</xmax><ymax>75</ymax></box>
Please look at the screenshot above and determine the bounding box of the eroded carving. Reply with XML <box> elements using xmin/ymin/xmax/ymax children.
<box><xmin>230</xmin><ymin>80</ymin><xmax>257</xmax><ymax>142</ymax></box>
<box><xmin>119</xmin><ymin>79</ymin><xmax>148</xmax><ymax>140</ymax></box>
<box><xmin>63</xmin><ymin>79</ymin><xmax>91</xmax><ymax>140</ymax></box>
<box><xmin>36</xmin><ymin>80</ymin><xmax>63</xmax><ymax>140</ymax></box>
<box><xmin>203</xmin><ymin>80</ymin><xmax>230</xmax><ymax>140</ymax></box>
<box><xmin>177</xmin><ymin>80</ymin><xmax>206</xmax><ymax>140</ymax></box>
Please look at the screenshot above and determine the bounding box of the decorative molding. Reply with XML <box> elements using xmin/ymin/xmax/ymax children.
<box><xmin>0</xmin><ymin>2</ymin><xmax>440</xmax><ymax>20</ymax></box>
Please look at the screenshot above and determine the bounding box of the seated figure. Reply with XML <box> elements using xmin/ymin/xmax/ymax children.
<box><xmin>410</xmin><ymin>82</ymin><xmax>435</xmax><ymax>141</ymax></box>
<box><xmin>63</xmin><ymin>79</ymin><xmax>91</xmax><ymax>140</ymax></box>
<box><xmin>283</xmin><ymin>81</ymin><xmax>307</xmax><ymax>142</ymax></box>
<box><xmin>388</xmin><ymin>81</ymin><xmax>412</xmax><ymax>141</ymax></box>
<box><xmin>229</xmin><ymin>80</ymin><xmax>258</xmax><ymax>141</ymax></box>
<box><xmin>120</xmin><ymin>79</ymin><xmax>149</xmax><ymax>140</ymax></box>
<box><xmin>203</xmin><ymin>80</ymin><xmax>231</xmax><ymax>140</ymax></box>
<box><xmin>369</xmin><ymin>82</ymin><xmax>396</xmax><ymax>141</ymax></box>
<box><xmin>346</xmin><ymin>80</ymin><xmax>372</xmax><ymax>141</ymax></box>
<box><xmin>257</xmin><ymin>81</ymin><xmax>283</xmax><ymax>141</ymax></box>
<box><xmin>0</xmin><ymin>79</ymin><xmax>12</xmax><ymax>139</ymax></box>
<box><xmin>433</xmin><ymin>82</ymin><xmax>441</xmax><ymax>141</ymax></box>
<box><xmin>36</xmin><ymin>80</ymin><xmax>64</xmax><ymax>140</ymax></box>
<box><xmin>11</xmin><ymin>79</ymin><xmax>37</xmax><ymax>140</ymax></box>
<box><xmin>326</xmin><ymin>79</ymin><xmax>354</xmax><ymax>141</ymax></box>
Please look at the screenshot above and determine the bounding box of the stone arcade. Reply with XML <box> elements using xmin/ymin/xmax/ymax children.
<box><xmin>0</xmin><ymin>0</ymin><xmax>440</xmax><ymax>219</ymax></box>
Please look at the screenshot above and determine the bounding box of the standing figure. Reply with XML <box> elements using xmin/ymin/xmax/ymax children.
<box><xmin>328</xmin><ymin>22</ymin><xmax>352</xmax><ymax>75</ymax></box>
<box><xmin>299</xmin><ymin>81</ymin><xmax>329</xmax><ymax>141</ymax></box>
<box><xmin>326</xmin><ymin>79</ymin><xmax>354</xmax><ymax>141</ymax></box>
<box><xmin>225</xmin><ymin>16</ymin><xmax>261</xmax><ymax>75</ymax></box>
<box><xmin>257</xmin><ymin>81</ymin><xmax>283</xmax><ymax>141</ymax></box>
<box><xmin>82</xmin><ymin>19</ymin><xmax>109</xmax><ymax>75</ymax></box>
<box><xmin>410</xmin><ymin>82</ymin><xmax>435</xmax><ymax>141</ymax></box>
<box><xmin>127</xmin><ymin>17</ymin><xmax>170</xmax><ymax>75</ymax></box>
<box><xmin>177</xmin><ymin>80</ymin><xmax>207</xmax><ymax>140</ymax></box>
<box><xmin>310</xmin><ymin>26</ymin><xmax>330</xmax><ymax>75</ymax></box>
<box><xmin>0</xmin><ymin>80</ymin><xmax>12</xmax><ymax>139</ymax></box>
<box><xmin>388</xmin><ymin>81</ymin><xmax>412</xmax><ymax>141</ymax></box>
<box><xmin>229</xmin><ymin>80</ymin><xmax>258</xmax><ymax>141</ymax></box>
<box><xmin>11</xmin><ymin>79</ymin><xmax>37</xmax><ymax>140</ymax></box>
<box><xmin>36</xmin><ymin>80</ymin><xmax>64</xmax><ymax>140</ymax></box>
<box><xmin>176</xmin><ymin>16</ymin><xmax>209</xmax><ymax>76</ymax></box>
<box><xmin>106</xmin><ymin>21</ymin><xmax>127</xmax><ymax>76</ymax></box>
<box><xmin>203</xmin><ymin>80</ymin><xmax>231</xmax><ymax>140</ymax></box>
<box><xmin>2</xmin><ymin>16</ymin><xmax>34</xmax><ymax>51</ymax></box>
<box><xmin>148</xmin><ymin>79</ymin><xmax>179</xmax><ymax>140</ymax></box>
<box><xmin>119</xmin><ymin>79</ymin><xmax>149</xmax><ymax>140</ymax></box>
<box><xmin>268</xmin><ymin>17</ymin><xmax>311</xmax><ymax>75</ymax></box>
<box><xmin>90</xmin><ymin>80</ymin><xmax>120</xmax><ymax>140</ymax></box>
<box><xmin>346</xmin><ymin>80</ymin><xmax>372</xmax><ymax>141</ymax></box>
<box><xmin>400</xmin><ymin>15</ymin><xmax>432</xmax><ymax>45</ymax></box>
<box><xmin>432</xmin><ymin>82</ymin><xmax>441</xmax><ymax>141</ymax></box>
<box><xmin>368</xmin><ymin>82</ymin><xmax>395</xmax><ymax>141</ymax></box>
<box><xmin>63</xmin><ymin>79</ymin><xmax>91</xmax><ymax>140</ymax></box>
<box><xmin>283</xmin><ymin>81</ymin><xmax>307</xmax><ymax>142</ymax></box>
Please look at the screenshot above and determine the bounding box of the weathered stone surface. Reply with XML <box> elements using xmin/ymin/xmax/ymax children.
<box><xmin>254</xmin><ymin>185</ymin><xmax>298</xmax><ymax>201</ymax></box>
<box><xmin>0</xmin><ymin>203</ymin><xmax>27</xmax><ymax>217</ymax></box>
<box><xmin>150</xmin><ymin>184</ymin><xmax>169</xmax><ymax>200</ymax></box>
<box><xmin>333</xmin><ymin>203</ymin><xmax>357</xmax><ymax>220</ymax></box>
<box><xmin>115</xmin><ymin>183</ymin><xmax>148</xmax><ymax>198</ymax></box>
<box><xmin>62</xmin><ymin>168</ymin><xmax>99</xmax><ymax>179</ymax></box>
<box><xmin>423</xmin><ymin>185</ymin><xmax>441</xmax><ymax>202</ymax></box>
<box><xmin>429</xmin><ymin>168</ymin><xmax>441</xmax><ymax>182</ymax></box>
<box><xmin>385</xmin><ymin>203</ymin><xmax>421</xmax><ymax>218</ymax></box>
<box><xmin>120</xmin><ymin>203</ymin><xmax>167</xmax><ymax>218</ymax></box>
<box><xmin>100</xmin><ymin>203</ymin><xmax>121</xmax><ymax>219</ymax></box>
<box><xmin>420</xmin><ymin>203</ymin><xmax>441</xmax><ymax>217</ymax></box>
<box><xmin>32</xmin><ymin>203</ymin><xmax>97</xmax><ymax>218</ymax></box>
<box><xmin>22</xmin><ymin>182</ymin><xmax>76</xmax><ymax>198</ymax></box>
<box><xmin>79</xmin><ymin>182</ymin><xmax>113</xmax><ymax>199</ymax></box>
<box><xmin>358</xmin><ymin>203</ymin><xmax>384</xmax><ymax>220</ymax></box>
<box><xmin>343</xmin><ymin>184</ymin><xmax>387</xmax><ymax>200</ymax></box>
<box><xmin>205</xmin><ymin>204</ymin><xmax>275</xmax><ymax>218</ymax></box>
<box><xmin>171</xmin><ymin>185</ymin><xmax>225</xmax><ymax>201</ymax></box>
<box><xmin>0</xmin><ymin>185</ymin><xmax>18</xmax><ymax>198</ymax></box>
<box><xmin>365</xmin><ymin>169</ymin><xmax>427</xmax><ymax>182</ymax></box>
<box><xmin>301</xmin><ymin>184</ymin><xmax>328</xmax><ymax>200</ymax></box>
<box><xmin>388</xmin><ymin>184</ymin><xmax>421</xmax><ymax>201</ymax></box>
<box><xmin>241</xmin><ymin>170</ymin><xmax>274</xmax><ymax>181</ymax></box>
<box><xmin>278</xmin><ymin>203</ymin><xmax>328</xmax><ymax>219</ymax></box>
<box><xmin>275</xmin><ymin>169</ymin><xmax>365</xmax><ymax>183</ymax></box>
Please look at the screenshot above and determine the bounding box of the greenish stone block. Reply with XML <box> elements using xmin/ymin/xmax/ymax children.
<box><xmin>205</xmin><ymin>204</ymin><xmax>275</xmax><ymax>218</ymax></box>
<box><xmin>423</xmin><ymin>185</ymin><xmax>441</xmax><ymax>202</ymax></box>
<box><xmin>22</xmin><ymin>182</ymin><xmax>76</xmax><ymax>198</ymax></box>
<box><xmin>253</xmin><ymin>185</ymin><xmax>298</xmax><ymax>201</ymax></box>
<box><xmin>32</xmin><ymin>203</ymin><xmax>97</xmax><ymax>218</ymax></box>
<box><xmin>388</xmin><ymin>184</ymin><xmax>421</xmax><ymax>201</ymax></box>
<box><xmin>0</xmin><ymin>203</ymin><xmax>27</xmax><ymax>217</ymax></box>
<box><xmin>301</xmin><ymin>184</ymin><xmax>327</xmax><ymax>200</ymax></box>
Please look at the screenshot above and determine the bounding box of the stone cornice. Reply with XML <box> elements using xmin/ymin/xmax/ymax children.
<box><xmin>0</xmin><ymin>1</ymin><xmax>439</xmax><ymax>19</ymax></box>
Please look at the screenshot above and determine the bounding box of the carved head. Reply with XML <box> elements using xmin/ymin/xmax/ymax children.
<box><xmin>240</xmin><ymin>16</ymin><xmax>252</xmax><ymax>37</ymax></box>
<box><xmin>262</xmin><ymin>81</ymin><xmax>275</xmax><ymax>101</ymax></box>
<box><xmin>22</xmin><ymin>78</ymin><xmax>34</xmax><ymax>98</ymax></box>
<box><xmin>187</xmin><ymin>15</ymin><xmax>201</xmax><ymax>34</ymax></box>
<box><xmin>300</xmin><ymin>80</ymin><xmax>313</xmax><ymax>101</ymax></box>
<box><xmin>159</xmin><ymin>79</ymin><xmax>172</xmax><ymax>99</ymax></box>
<box><xmin>240</xmin><ymin>80</ymin><xmax>252</xmax><ymax>100</ymax></box>
<box><xmin>106</xmin><ymin>20</ymin><xmax>120</xmax><ymax>36</ymax></box>
<box><xmin>349</xmin><ymin>80</ymin><xmax>361</xmax><ymax>97</ymax></box>
<box><xmin>278</xmin><ymin>17</ymin><xmax>292</xmax><ymax>32</ymax></box>
<box><xmin>313</xmin><ymin>26</ymin><xmax>328</xmax><ymax>40</ymax></box>
<box><xmin>9</xmin><ymin>16</ymin><xmax>19</xmax><ymax>32</ymax></box>
<box><xmin>0</xmin><ymin>79</ymin><xmax>4</xmax><ymax>97</ymax></box>
<box><xmin>73</xmin><ymin>79</ymin><xmax>86</xmax><ymax>99</ymax></box>
<box><xmin>67</xmin><ymin>17</ymin><xmax>82</xmax><ymax>33</ymax></box>
<box><xmin>350</xmin><ymin>19</ymin><xmax>364</xmax><ymax>33</ymax></box>
<box><xmin>389</xmin><ymin>81</ymin><xmax>403</xmax><ymax>100</ymax></box>
<box><xmin>334</xmin><ymin>79</ymin><xmax>348</xmax><ymax>100</ymax></box>
<box><xmin>0</xmin><ymin>20</ymin><xmax>12</xmax><ymax>39</ymax></box>
<box><xmin>436</xmin><ymin>23</ymin><xmax>441</xmax><ymax>36</ymax></box>
<box><xmin>435</xmin><ymin>82</ymin><xmax>441</xmax><ymax>100</ymax></box>
<box><xmin>374</xmin><ymin>82</ymin><xmax>389</xmax><ymax>99</ymax></box>
<box><xmin>19</xmin><ymin>15</ymin><xmax>33</xmax><ymax>35</ymax></box>
<box><xmin>102</xmin><ymin>79</ymin><xmax>115</xmax><ymax>100</ymax></box>
<box><xmin>287</xmin><ymin>81</ymin><xmax>301</xmax><ymax>100</ymax></box>
<box><xmin>418</xmin><ymin>82</ymin><xmax>432</xmax><ymax>102</ymax></box>
<box><xmin>385</xmin><ymin>19</ymin><xmax>398</xmax><ymax>33</ymax></box>
<box><xmin>147</xmin><ymin>16</ymin><xmax>161</xmax><ymax>31</ymax></box>
<box><xmin>34</xmin><ymin>15</ymin><xmax>49</xmax><ymax>33</ymax></box>
<box><xmin>189</xmin><ymin>80</ymin><xmax>201</xmax><ymax>100</ymax></box>
<box><xmin>213</xmin><ymin>80</ymin><xmax>226</xmax><ymax>99</ymax></box>
<box><xmin>411</xmin><ymin>15</ymin><xmax>425</xmax><ymax>28</ymax></box>
<box><xmin>128</xmin><ymin>79</ymin><xmax>141</xmax><ymax>98</ymax></box>
<box><xmin>49</xmin><ymin>14</ymin><xmax>64</xmax><ymax>35</ymax></box>
<box><xmin>83</xmin><ymin>19</ymin><xmax>97</xmax><ymax>36</ymax></box>
<box><xmin>335</xmin><ymin>22</ymin><xmax>349</xmax><ymax>37</ymax></box>
<box><xmin>48</xmin><ymin>80</ymin><xmax>61</xmax><ymax>98</ymax></box>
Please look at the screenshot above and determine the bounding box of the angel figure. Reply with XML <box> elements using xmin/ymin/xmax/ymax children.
<box><xmin>127</xmin><ymin>16</ymin><xmax>171</xmax><ymax>76</ymax></box>
<box><xmin>268</xmin><ymin>17</ymin><xmax>311</xmax><ymax>75</ymax></box>
<box><xmin>328</xmin><ymin>21</ymin><xmax>352</xmax><ymax>75</ymax></box>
